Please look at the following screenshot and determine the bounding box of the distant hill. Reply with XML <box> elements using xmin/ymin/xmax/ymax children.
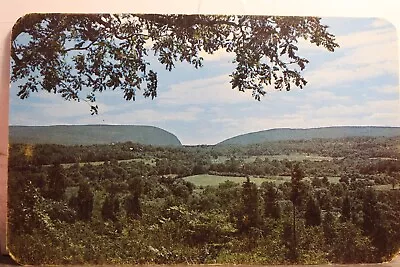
<box><xmin>218</xmin><ymin>126</ymin><xmax>400</xmax><ymax>145</ymax></box>
<box><xmin>9</xmin><ymin>125</ymin><xmax>182</xmax><ymax>146</ymax></box>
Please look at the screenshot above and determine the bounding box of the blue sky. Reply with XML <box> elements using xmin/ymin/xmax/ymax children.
<box><xmin>9</xmin><ymin>17</ymin><xmax>400</xmax><ymax>145</ymax></box>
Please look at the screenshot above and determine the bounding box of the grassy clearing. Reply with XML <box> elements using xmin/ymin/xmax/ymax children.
<box><xmin>211</xmin><ymin>154</ymin><xmax>337</xmax><ymax>164</ymax></box>
<box><xmin>184</xmin><ymin>174</ymin><xmax>342</xmax><ymax>187</ymax></box>
<box><xmin>326</xmin><ymin>176</ymin><xmax>341</xmax><ymax>184</ymax></box>
<box><xmin>116</xmin><ymin>158</ymin><xmax>156</xmax><ymax>166</ymax></box>
<box><xmin>246</xmin><ymin>154</ymin><xmax>337</xmax><ymax>162</ymax></box>
<box><xmin>45</xmin><ymin>158</ymin><xmax>157</xmax><ymax>168</ymax></box>
<box><xmin>183</xmin><ymin>174</ymin><xmax>291</xmax><ymax>187</ymax></box>
<box><xmin>373</xmin><ymin>184</ymin><xmax>398</xmax><ymax>191</ymax></box>
<box><xmin>305</xmin><ymin>176</ymin><xmax>342</xmax><ymax>184</ymax></box>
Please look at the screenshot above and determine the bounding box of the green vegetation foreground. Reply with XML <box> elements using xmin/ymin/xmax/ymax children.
<box><xmin>7</xmin><ymin>137</ymin><xmax>400</xmax><ymax>265</ymax></box>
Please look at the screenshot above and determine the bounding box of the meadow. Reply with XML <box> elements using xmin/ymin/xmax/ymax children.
<box><xmin>211</xmin><ymin>153</ymin><xmax>339</xmax><ymax>164</ymax></box>
<box><xmin>183</xmin><ymin>174</ymin><xmax>287</xmax><ymax>187</ymax></box>
<box><xmin>184</xmin><ymin>174</ymin><xmax>344</xmax><ymax>188</ymax></box>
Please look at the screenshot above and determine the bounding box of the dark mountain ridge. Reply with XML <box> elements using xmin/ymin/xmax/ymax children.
<box><xmin>218</xmin><ymin>126</ymin><xmax>400</xmax><ymax>145</ymax></box>
<box><xmin>9</xmin><ymin>125</ymin><xmax>182</xmax><ymax>146</ymax></box>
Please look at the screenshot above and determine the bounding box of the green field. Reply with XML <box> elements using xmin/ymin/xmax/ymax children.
<box><xmin>323</xmin><ymin>176</ymin><xmax>342</xmax><ymax>184</ymax></box>
<box><xmin>184</xmin><ymin>174</ymin><xmax>342</xmax><ymax>187</ymax></box>
<box><xmin>212</xmin><ymin>153</ymin><xmax>339</xmax><ymax>164</ymax></box>
<box><xmin>373</xmin><ymin>184</ymin><xmax>398</xmax><ymax>191</ymax></box>
<box><xmin>183</xmin><ymin>174</ymin><xmax>291</xmax><ymax>187</ymax></box>
<box><xmin>245</xmin><ymin>154</ymin><xmax>340</xmax><ymax>162</ymax></box>
<box><xmin>44</xmin><ymin>158</ymin><xmax>157</xmax><ymax>168</ymax></box>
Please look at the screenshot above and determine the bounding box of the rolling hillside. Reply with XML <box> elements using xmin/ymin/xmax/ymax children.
<box><xmin>9</xmin><ymin>125</ymin><xmax>182</xmax><ymax>146</ymax></box>
<box><xmin>218</xmin><ymin>126</ymin><xmax>400</xmax><ymax>145</ymax></box>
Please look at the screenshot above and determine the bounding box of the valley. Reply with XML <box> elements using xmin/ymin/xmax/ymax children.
<box><xmin>7</xmin><ymin>126</ymin><xmax>400</xmax><ymax>265</ymax></box>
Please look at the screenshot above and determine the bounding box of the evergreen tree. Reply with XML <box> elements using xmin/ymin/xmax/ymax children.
<box><xmin>362</xmin><ymin>188</ymin><xmax>380</xmax><ymax>236</ymax></box>
<box><xmin>238</xmin><ymin>177</ymin><xmax>260</xmax><ymax>232</ymax></box>
<box><xmin>282</xmin><ymin>220</ymin><xmax>295</xmax><ymax>259</ymax></box>
<box><xmin>126</xmin><ymin>177</ymin><xmax>143</xmax><ymax>219</ymax></box>
<box><xmin>341</xmin><ymin>194</ymin><xmax>351</xmax><ymax>222</ymax></box>
<box><xmin>305</xmin><ymin>196</ymin><xmax>321</xmax><ymax>227</ymax></box>
<box><xmin>261</xmin><ymin>182</ymin><xmax>281</xmax><ymax>219</ymax></box>
<box><xmin>71</xmin><ymin>181</ymin><xmax>94</xmax><ymax>221</ymax></box>
<box><xmin>289</xmin><ymin>163</ymin><xmax>305</xmax><ymax>261</ymax></box>
<box><xmin>362</xmin><ymin>188</ymin><xmax>389</xmax><ymax>261</ymax></box>
<box><xmin>101</xmin><ymin>193</ymin><xmax>120</xmax><ymax>222</ymax></box>
<box><xmin>46</xmin><ymin>164</ymin><xmax>67</xmax><ymax>201</ymax></box>
<box><xmin>322</xmin><ymin>210</ymin><xmax>337</xmax><ymax>245</ymax></box>
<box><xmin>125</xmin><ymin>194</ymin><xmax>142</xmax><ymax>220</ymax></box>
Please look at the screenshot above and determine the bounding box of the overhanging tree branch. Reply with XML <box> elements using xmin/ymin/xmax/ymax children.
<box><xmin>11</xmin><ymin>13</ymin><xmax>339</xmax><ymax>114</ymax></box>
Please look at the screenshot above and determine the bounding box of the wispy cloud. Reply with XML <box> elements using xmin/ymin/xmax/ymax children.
<box><xmin>370</xmin><ymin>84</ymin><xmax>399</xmax><ymax>94</ymax></box>
<box><xmin>335</xmin><ymin>26</ymin><xmax>396</xmax><ymax>49</ymax></box>
<box><xmin>159</xmin><ymin>74</ymin><xmax>255</xmax><ymax>105</ymax></box>
<box><xmin>77</xmin><ymin>106</ymin><xmax>203</xmax><ymax>125</ymax></box>
<box><xmin>370</xmin><ymin>18</ymin><xmax>395</xmax><ymax>29</ymax></box>
<box><xmin>304</xmin><ymin>25</ymin><xmax>398</xmax><ymax>89</ymax></box>
<box><xmin>199</xmin><ymin>48</ymin><xmax>233</xmax><ymax>62</ymax></box>
<box><xmin>306</xmin><ymin>91</ymin><xmax>350</xmax><ymax>101</ymax></box>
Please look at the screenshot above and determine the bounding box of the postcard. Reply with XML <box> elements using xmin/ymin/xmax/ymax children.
<box><xmin>7</xmin><ymin>13</ymin><xmax>400</xmax><ymax>265</ymax></box>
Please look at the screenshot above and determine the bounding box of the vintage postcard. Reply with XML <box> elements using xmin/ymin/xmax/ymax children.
<box><xmin>8</xmin><ymin>13</ymin><xmax>400</xmax><ymax>265</ymax></box>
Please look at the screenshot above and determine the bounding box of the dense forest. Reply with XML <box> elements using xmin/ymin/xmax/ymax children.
<box><xmin>8</xmin><ymin>136</ymin><xmax>400</xmax><ymax>265</ymax></box>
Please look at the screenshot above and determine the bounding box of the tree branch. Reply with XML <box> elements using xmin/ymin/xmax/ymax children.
<box><xmin>63</xmin><ymin>40</ymin><xmax>97</xmax><ymax>53</ymax></box>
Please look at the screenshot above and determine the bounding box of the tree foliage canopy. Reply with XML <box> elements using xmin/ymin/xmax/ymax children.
<box><xmin>11</xmin><ymin>13</ymin><xmax>339</xmax><ymax>114</ymax></box>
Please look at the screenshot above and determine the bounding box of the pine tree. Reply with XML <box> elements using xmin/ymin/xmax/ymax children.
<box><xmin>101</xmin><ymin>193</ymin><xmax>120</xmax><ymax>222</ymax></box>
<box><xmin>289</xmin><ymin>163</ymin><xmax>305</xmax><ymax>261</ymax></box>
<box><xmin>126</xmin><ymin>177</ymin><xmax>143</xmax><ymax>220</ymax></box>
<box><xmin>322</xmin><ymin>210</ymin><xmax>336</xmax><ymax>245</ymax></box>
<box><xmin>46</xmin><ymin>164</ymin><xmax>67</xmax><ymax>201</ymax></box>
<box><xmin>239</xmin><ymin>177</ymin><xmax>260</xmax><ymax>232</ymax></box>
<box><xmin>341</xmin><ymin>194</ymin><xmax>351</xmax><ymax>222</ymax></box>
<box><xmin>305</xmin><ymin>196</ymin><xmax>322</xmax><ymax>227</ymax></box>
<box><xmin>262</xmin><ymin>182</ymin><xmax>281</xmax><ymax>219</ymax></box>
<box><xmin>126</xmin><ymin>194</ymin><xmax>142</xmax><ymax>220</ymax></box>
<box><xmin>74</xmin><ymin>181</ymin><xmax>94</xmax><ymax>221</ymax></box>
<box><xmin>362</xmin><ymin>188</ymin><xmax>379</xmax><ymax>236</ymax></box>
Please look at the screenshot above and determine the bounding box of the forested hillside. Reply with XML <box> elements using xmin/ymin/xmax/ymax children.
<box><xmin>9</xmin><ymin>125</ymin><xmax>182</xmax><ymax>146</ymax></box>
<box><xmin>218</xmin><ymin>126</ymin><xmax>400</xmax><ymax>145</ymax></box>
<box><xmin>8</xmin><ymin>136</ymin><xmax>400</xmax><ymax>265</ymax></box>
